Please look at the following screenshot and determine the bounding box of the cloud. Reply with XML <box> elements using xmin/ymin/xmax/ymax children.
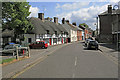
<box><xmin>29</xmin><ymin>6</ymin><xmax>39</xmax><ymax>17</ymax></box>
<box><xmin>56</xmin><ymin>2</ymin><xmax>89</xmax><ymax>11</ymax></box>
<box><xmin>56</xmin><ymin>3</ymin><xmax>109</xmax><ymax>30</ymax></box>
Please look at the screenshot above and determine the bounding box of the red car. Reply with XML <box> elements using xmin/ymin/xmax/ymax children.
<box><xmin>29</xmin><ymin>41</ymin><xmax>48</xmax><ymax>49</ymax></box>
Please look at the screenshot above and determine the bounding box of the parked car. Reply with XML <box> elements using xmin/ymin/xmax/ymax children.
<box><xmin>29</xmin><ymin>41</ymin><xmax>48</xmax><ymax>49</ymax></box>
<box><xmin>2</xmin><ymin>44</ymin><xmax>22</xmax><ymax>54</ymax></box>
<box><xmin>85</xmin><ymin>37</ymin><xmax>94</xmax><ymax>46</ymax></box>
<box><xmin>86</xmin><ymin>40</ymin><xmax>99</xmax><ymax>50</ymax></box>
<box><xmin>85</xmin><ymin>39</ymin><xmax>91</xmax><ymax>47</ymax></box>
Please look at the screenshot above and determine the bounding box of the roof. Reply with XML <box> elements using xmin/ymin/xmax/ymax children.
<box><xmin>44</xmin><ymin>21</ymin><xmax>61</xmax><ymax>34</ymax></box>
<box><xmin>67</xmin><ymin>23</ymin><xmax>77</xmax><ymax>31</ymax></box>
<box><xmin>61</xmin><ymin>23</ymin><xmax>72</xmax><ymax>34</ymax></box>
<box><xmin>57</xmin><ymin>24</ymin><xmax>67</xmax><ymax>33</ymax></box>
<box><xmin>99</xmin><ymin>9</ymin><xmax>120</xmax><ymax>16</ymax></box>
<box><xmin>74</xmin><ymin>25</ymin><xmax>82</xmax><ymax>31</ymax></box>
<box><xmin>79</xmin><ymin>25</ymin><xmax>85</xmax><ymax>30</ymax></box>
<box><xmin>2</xmin><ymin>29</ymin><xmax>14</xmax><ymax>38</ymax></box>
<box><xmin>30</xmin><ymin>17</ymin><xmax>54</xmax><ymax>34</ymax></box>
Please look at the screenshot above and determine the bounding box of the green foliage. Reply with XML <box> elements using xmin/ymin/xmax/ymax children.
<box><xmin>2</xmin><ymin>2</ymin><xmax>33</xmax><ymax>35</ymax></box>
<box><xmin>0</xmin><ymin>58</ymin><xmax>15</xmax><ymax>64</ymax></box>
<box><xmin>79</xmin><ymin>23</ymin><xmax>89</xmax><ymax>28</ymax></box>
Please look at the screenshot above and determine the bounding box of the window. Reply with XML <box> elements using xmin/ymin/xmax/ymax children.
<box><xmin>28</xmin><ymin>38</ymin><xmax>32</xmax><ymax>43</ymax></box>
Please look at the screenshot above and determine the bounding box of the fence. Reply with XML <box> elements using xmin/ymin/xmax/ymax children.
<box><xmin>15</xmin><ymin>46</ymin><xmax>30</xmax><ymax>60</ymax></box>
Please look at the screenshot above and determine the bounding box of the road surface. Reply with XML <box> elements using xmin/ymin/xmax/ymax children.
<box><xmin>15</xmin><ymin>42</ymin><xmax>118</xmax><ymax>78</ymax></box>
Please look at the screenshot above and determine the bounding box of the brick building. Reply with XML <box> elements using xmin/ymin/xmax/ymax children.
<box><xmin>98</xmin><ymin>5</ymin><xmax>120</xmax><ymax>43</ymax></box>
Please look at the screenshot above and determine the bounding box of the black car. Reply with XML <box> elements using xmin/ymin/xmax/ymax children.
<box><xmin>87</xmin><ymin>40</ymin><xmax>99</xmax><ymax>50</ymax></box>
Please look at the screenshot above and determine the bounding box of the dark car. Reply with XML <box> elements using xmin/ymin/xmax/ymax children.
<box><xmin>29</xmin><ymin>41</ymin><xmax>48</xmax><ymax>49</ymax></box>
<box><xmin>87</xmin><ymin>40</ymin><xmax>99</xmax><ymax>50</ymax></box>
<box><xmin>85</xmin><ymin>39</ymin><xmax>91</xmax><ymax>47</ymax></box>
<box><xmin>2</xmin><ymin>44</ymin><xmax>26</xmax><ymax>55</ymax></box>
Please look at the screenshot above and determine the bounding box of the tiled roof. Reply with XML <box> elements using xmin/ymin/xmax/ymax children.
<box><xmin>30</xmin><ymin>17</ymin><xmax>54</xmax><ymax>34</ymax></box>
<box><xmin>99</xmin><ymin>9</ymin><xmax>120</xmax><ymax>16</ymax></box>
<box><xmin>57</xmin><ymin>23</ymin><xmax>67</xmax><ymax>33</ymax></box>
<box><xmin>61</xmin><ymin>23</ymin><xmax>72</xmax><ymax>34</ymax></box>
<box><xmin>44</xmin><ymin>21</ymin><xmax>61</xmax><ymax>34</ymax></box>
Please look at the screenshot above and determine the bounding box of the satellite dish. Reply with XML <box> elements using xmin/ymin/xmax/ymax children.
<box><xmin>113</xmin><ymin>5</ymin><xmax>119</xmax><ymax>10</ymax></box>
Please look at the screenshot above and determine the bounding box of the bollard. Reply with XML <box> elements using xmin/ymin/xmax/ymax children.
<box><xmin>16</xmin><ymin>46</ymin><xmax>18</xmax><ymax>60</ymax></box>
<box><xmin>28</xmin><ymin>47</ymin><xmax>30</xmax><ymax>57</ymax></box>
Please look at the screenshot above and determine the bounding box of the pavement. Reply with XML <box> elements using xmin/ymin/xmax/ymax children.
<box><xmin>2</xmin><ymin>41</ymin><xmax>118</xmax><ymax>79</ymax></box>
<box><xmin>99</xmin><ymin>43</ymin><xmax>118</xmax><ymax>63</ymax></box>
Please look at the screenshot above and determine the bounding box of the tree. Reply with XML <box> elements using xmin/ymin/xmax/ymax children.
<box><xmin>79</xmin><ymin>23</ymin><xmax>89</xmax><ymax>28</ymax></box>
<box><xmin>2</xmin><ymin>2</ymin><xmax>33</xmax><ymax>43</ymax></box>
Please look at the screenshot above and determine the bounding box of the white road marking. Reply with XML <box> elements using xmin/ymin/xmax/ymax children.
<box><xmin>75</xmin><ymin>57</ymin><xmax>77</xmax><ymax>66</ymax></box>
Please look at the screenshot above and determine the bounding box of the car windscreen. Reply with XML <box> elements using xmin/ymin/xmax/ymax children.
<box><xmin>4</xmin><ymin>45</ymin><xmax>14</xmax><ymax>49</ymax></box>
<box><xmin>89</xmin><ymin>41</ymin><xmax>97</xmax><ymax>44</ymax></box>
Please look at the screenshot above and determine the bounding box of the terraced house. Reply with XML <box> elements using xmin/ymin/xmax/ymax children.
<box><xmin>23</xmin><ymin>13</ymin><xmax>69</xmax><ymax>46</ymax></box>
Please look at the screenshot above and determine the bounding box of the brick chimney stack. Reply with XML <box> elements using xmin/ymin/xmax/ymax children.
<box><xmin>62</xmin><ymin>18</ymin><xmax>65</xmax><ymax>24</ymax></box>
<box><xmin>108</xmin><ymin>5</ymin><xmax>112</xmax><ymax>14</ymax></box>
<box><xmin>54</xmin><ymin>17</ymin><xmax>58</xmax><ymax>24</ymax></box>
<box><xmin>38</xmin><ymin>13</ymin><xmax>44</xmax><ymax>22</ymax></box>
<box><xmin>66</xmin><ymin>20</ymin><xmax>69</xmax><ymax>24</ymax></box>
<box><xmin>72</xmin><ymin>22</ymin><xmax>77</xmax><ymax>26</ymax></box>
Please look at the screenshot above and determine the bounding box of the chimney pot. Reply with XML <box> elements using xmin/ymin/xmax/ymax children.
<box><xmin>72</xmin><ymin>22</ymin><xmax>76</xmax><ymax>26</ymax></box>
<box><xmin>38</xmin><ymin>13</ymin><xmax>44</xmax><ymax>22</ymax></box>
<box><xmin>108</xmin><ymin>5</ymin><xmax>112</xmax><ymax>14</ymax></box>
<box><xmin>62</xmin><ymin>18</ymin><xmax>65</xmax><ymax>24</ymax></box>
<box><xmin>66</xmin><ymin>20</ymin><xmax>69</xmax><ymax>24</ymax></box>
<box><xmin>54</xmin><ymin>17</ymin><xmax>58</xmax><ymax>24</ymax></box>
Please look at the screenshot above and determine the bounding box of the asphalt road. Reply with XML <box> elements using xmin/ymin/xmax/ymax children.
<box><xmin>16</xmin><ymin>42</ymin><xmax>118</xmax><ymax>78</ymax></box>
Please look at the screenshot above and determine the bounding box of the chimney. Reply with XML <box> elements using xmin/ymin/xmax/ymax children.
<box><xmin>38</xmin><ymin>13</ymin><xmax>44</xmax><ymax>22</ymax></box>
<box><xmin>62</xmin><ymin>18</ymin><xmax>65</xmax><ymax>24</ymax></box>
<box><xmin>45</xmin><ymin>17</ymin><xmax>52</xmax><ymax>22</ymax></box>
<box><xmin>118</xmin><ymin>1</ymin><xmax>120</xmax><ymax>9</ymax></box>
<box><xmin>72</xmin><ymin>22</ymin><xmax>76</xmax><ymax>26</ymax></box>
<box><xmin>54</xmin><ymin>17</ymin><xmax>58</xmax><ymax>24</ymax></box>
<box><xmin>66</xmin><ymin>20</ymin><xmax>69</xmax><ymax>24</ymax></box>
<box><xmin>108</xmin><ymin>5</ymin><xmax>112</xmax><ymax>14</ymax></box>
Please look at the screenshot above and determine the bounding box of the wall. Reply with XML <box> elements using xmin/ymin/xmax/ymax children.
<box><xmin>23</xmin><ymin>34</ymin><xmax>36</xmax><ymax>44</ymax></box>
<box><xmin>77</xmin><ymin>30</ymin><xmax>82</xmax><ymax>41</ymax></box>
<box><xmin>70</xmin><ymin>29</ymin><xmax>77</xmax><ymax>42</ymax></box>
<box><xmin>99</xmin><ymin>15</ymin><xmax>112</xmax><ymax>35</ymax></box>
<box><xmin>98</xmin><ymin>15</ymin><xmax>113</xmax><ymax>43</ymax></box>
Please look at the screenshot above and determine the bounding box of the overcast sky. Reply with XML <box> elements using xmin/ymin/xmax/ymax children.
<box><xmin>28</xmin><ymin>0</ymin><xmax>120</xmax><ymax>30</ymax></box>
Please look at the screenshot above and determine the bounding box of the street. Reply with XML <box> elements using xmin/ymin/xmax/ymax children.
<box><xmin>14</xmin><ymin>42</ymin><xmax>118</xmax><ymax>78</ymax></box>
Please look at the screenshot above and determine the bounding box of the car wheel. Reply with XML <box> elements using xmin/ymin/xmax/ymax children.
<box><xmin>42</xmin><ymin>46</ymin><xmax>45</xmax><ymax>49</ymax></box>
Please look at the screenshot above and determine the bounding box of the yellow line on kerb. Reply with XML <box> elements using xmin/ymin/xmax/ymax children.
<box><xmin>11</xmin><ymin>45</ymin><xmax>64</xmax><ymax>79</ymax></box>
<box><xmin>99</xmin><ymin>50</ymin><xmax>118</xmax><ymax>65</ymax></box>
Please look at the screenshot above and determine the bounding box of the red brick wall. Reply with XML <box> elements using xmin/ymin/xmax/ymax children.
<box><xmin>85</xmin><ymin>29</ymin><xmax>89</xmax><ymax>39</ymax></box>
<box><xmin>77</xmin><ymin>30</ymin><xmax>82</xmax><ymax>41</ymax></box>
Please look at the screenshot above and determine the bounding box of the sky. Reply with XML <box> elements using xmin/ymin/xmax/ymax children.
<box><xmin>28</xmin><ymin>0</ymin><xmax>120</xmax><ymax>30</ymax></box>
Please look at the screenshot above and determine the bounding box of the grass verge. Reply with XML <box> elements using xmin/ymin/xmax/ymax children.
<box><xmin>0</xmin><ymin>58</ymin><xmax>16</xmax><ymax>64</ymax></box>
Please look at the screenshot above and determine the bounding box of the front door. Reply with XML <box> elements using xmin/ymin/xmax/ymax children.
<box><xmin>49</xmin><ymin>38</ymin><xmax>51</xmax><ymax>45</ymax></box>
